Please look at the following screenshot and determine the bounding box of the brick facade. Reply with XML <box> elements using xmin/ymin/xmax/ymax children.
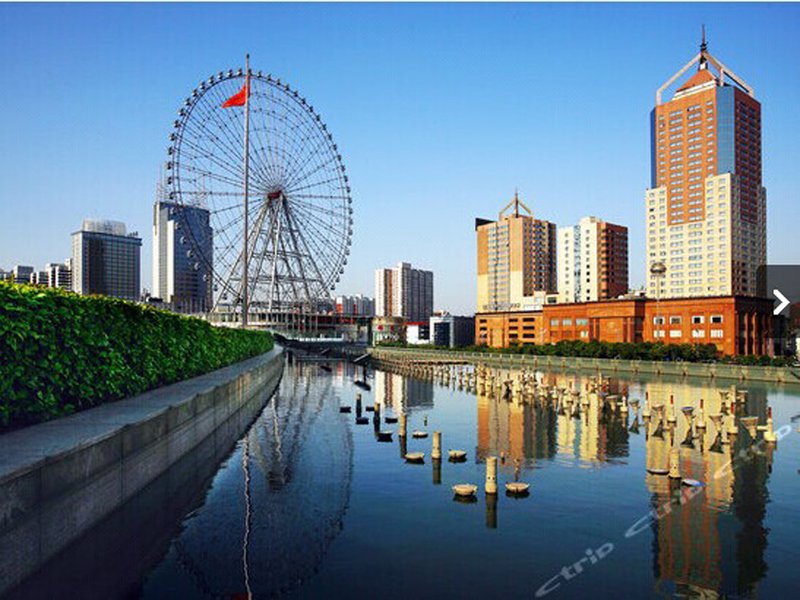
<box><xmin>476</xmin><ymin>296</ymin><xmax>774</xmax><ymax>356</ymax></box>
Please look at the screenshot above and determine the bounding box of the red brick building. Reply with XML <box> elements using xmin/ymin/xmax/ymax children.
<box><xmin>476</xmin><ymin>296</ymin><xmax>775</xmax><ymax>356</ymax></box>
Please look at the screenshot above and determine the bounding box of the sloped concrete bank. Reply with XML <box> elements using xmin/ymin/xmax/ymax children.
<box><xmin>0</xmin><ymin>346</ymin><xmax>284</xmax><ymax>595</ymax></box>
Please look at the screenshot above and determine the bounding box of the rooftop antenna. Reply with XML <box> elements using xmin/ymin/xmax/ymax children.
<box><xmin>699</xmin><ymin>25</ymin><xmax>708</xmax><ymax>69</ymax></box>
<box><xmin>499</xmin><ymin>189</ymin><xmax>533</xmax><ymax>220</ymax></box>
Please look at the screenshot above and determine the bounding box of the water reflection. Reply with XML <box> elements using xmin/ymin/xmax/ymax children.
<box><xmin>640</xmin><ymin>382</ymin><xmax>772</xmax><ymax>597</ymax></box>
<box><xmin>375</xmin><ymin>360</ymin><xmax>784</xmax><ymax>597</ymax></box>
<box><xmin>374</xmin><ymin>370</ymin><xmax>434</xmax><ymax>413</ymax></box>
<box><xmin>139</xmin><ymin>360</ymin><xmax>353</xmax><ymax>598</ymax></box>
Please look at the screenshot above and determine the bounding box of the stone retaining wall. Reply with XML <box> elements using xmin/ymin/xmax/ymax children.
<box><xmin>0</xmin><ymin>347</ymin><xmax>284</xmax><ymax>595</ymax></box>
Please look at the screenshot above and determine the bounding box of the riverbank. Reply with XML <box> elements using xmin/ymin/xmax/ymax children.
<box><xmin>0</xmin><ymin>346</ymin><xmax>284</xmax><ymax>595</ymax></box>
<box><xmin>368</xmin><ymin>346</ymin><xmax>800</xmax><ymax>386</ymax></box>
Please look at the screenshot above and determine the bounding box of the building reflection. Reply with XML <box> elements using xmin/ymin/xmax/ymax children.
<box><xmin>476</xmin><ymin>370</ymin><xmax>629</xmax><ymax>465</ymax></box>
<box><xmin>374</xmin><ymin>370</ymin><xmax>434</xmax><ymax>413</ymax></box>
<box><xmin>470</xmin><ymin>366</ymin><xmax>772</xmax><ymax>596</ymax></box>
<box><xmin>641</xmin><ymin>381</ymin><xmax>771</xmax><ymax>597</ymax></box>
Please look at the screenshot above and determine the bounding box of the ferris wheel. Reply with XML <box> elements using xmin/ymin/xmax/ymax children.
<box><xmin>165</xmin><ymin>64</ymin><xmax>353</xmax><ymax>314</ymax></box>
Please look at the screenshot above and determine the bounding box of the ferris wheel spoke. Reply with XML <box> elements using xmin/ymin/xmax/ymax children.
<box><xmin>282</xmin><ymin>137</ymin><xmax>335</xmax><ymax>192</ymax></box>
<box><xmin>176</xmin><ymin>120</ymin><xmax>242</xmax><ymax>173</ymax></box>
<box><xmin>289</xmin><ymin>197</ymin><xmax>347</xmax><ymax>220</ymax></box>
<box><xmin>284</xmin><ymin>178</ymin><xmax>345</xmax><ymax>202</ymax></box>
<box><xmin>178</xmin><ymin>162</ymin><xmax>244</xmax><ymax>189</ymax></box>
<box><xmin>182</xmin><ymin>102</ymin><xmax>245</xmax><ymax>178</ymax></box>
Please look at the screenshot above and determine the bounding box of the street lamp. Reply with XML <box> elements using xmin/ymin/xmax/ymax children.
<box><xmin>650</xmin><ymin>261</ymin><xmax>667</xmax><ymax>342</ymax></box>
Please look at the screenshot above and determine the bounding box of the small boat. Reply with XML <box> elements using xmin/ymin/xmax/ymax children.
<box><xmin>339</xmin><ymin>405</ymin><xmax>352</xmax><ymax>413</ymax></box>
<box><xmin>384</xmin><ymin>416</ymin><xmax>398</xmax><ymax>424</ymax></box>
<box><xmin>452</xmin><ymin>484</ymin><xmax>477</xmax><ymax>498</ymax></box>
<box><xmin>405</xmin><ymin>452</ymin><xmax>425</xmax><ymax>463</ymax></box>
<box><xmin>320</xmin><ymin>365</ymin><xmax>332</xmax><ymax>372</ymax></box>
<box><xmin>448</xmin><ymin>449</ymin><xmax>467</xmax><ymax>461</ymax></box>
<box><xmin>354</xmin><ymin>380</ymin><xmax>371</xmax><ymax>391</ymax></box>
<box><xmin>377</xmin><ymin>430</ymin><xmax>393</xmax><ymax>442</ymax></box>
<box><xmin>355</xmin><ymin>416</ymin><xmax>369</xmax><ymax>425</ymax></box>
<box><xmin>412</xmin><ymin>430</ymin><xmax>428</xmax><ymax>439</ymax></box>
<box><xmin>646</xmin><ymin>467</ymin><xmax>670</xmax><ymax>476</ymax></box>
<box><xmin>681</xmin><ymin>478</ymin><xmax>706</xmax><ymax>487</ymax></box>
<box><xmin>505</xmin><ymin>482</ymin><xmax>530</xmax><ymax>496</ymax></box>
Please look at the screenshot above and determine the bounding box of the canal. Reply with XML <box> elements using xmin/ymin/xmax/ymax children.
<box><xmin>6</xmin><ymin>357</ymin><xmax>800</xmax><ymax>598</ymax></box>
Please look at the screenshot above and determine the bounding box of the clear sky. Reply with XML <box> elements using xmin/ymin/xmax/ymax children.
<box><xmin>1</xmin><ymin>2</ymin><xmax>799</xmax><ymax>315</ymax></box>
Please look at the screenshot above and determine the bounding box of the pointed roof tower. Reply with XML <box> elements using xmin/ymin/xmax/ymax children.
<box><xmin>655</xmin><ymin>27</ymin><xmax>754</xmax><ymax>105</ymax></box>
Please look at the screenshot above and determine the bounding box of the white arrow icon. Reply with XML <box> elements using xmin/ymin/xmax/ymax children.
<box><xmin>773</xmin><ymin>289</ymin><xmax>790</xmax><ymax>316</ymax></box>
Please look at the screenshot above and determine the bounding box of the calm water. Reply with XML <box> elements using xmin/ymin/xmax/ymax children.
<box><xmin>12</xmin><ymin>358</ymin><xmax>800</xmax><ymax>599</ymax></box>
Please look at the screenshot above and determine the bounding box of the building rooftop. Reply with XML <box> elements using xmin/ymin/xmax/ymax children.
<box><xmin>675</xmin><ymin>68</ymin><xmax>717</xmax><ymax>93</ymax></box>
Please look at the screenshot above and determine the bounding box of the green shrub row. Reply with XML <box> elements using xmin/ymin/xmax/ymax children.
<box><xmin>376</xmin><ymin>339</ymin><xmax>793</xmax><ymax>367</ymax></box>
<box><xmin>0</xmin><ymin>282</ymin><xmax>273</xmax><ymax>429</ymax></box>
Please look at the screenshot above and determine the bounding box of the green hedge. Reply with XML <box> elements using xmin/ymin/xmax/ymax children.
<box><xmin>376</xmin><ymin>339</ymin><xmax>793</xmax><ymax>367</ymax></box>
<box><xmin>0</xmin><ymin>282</ymin><xmax>273</xmax><ymax>429</ymax></box>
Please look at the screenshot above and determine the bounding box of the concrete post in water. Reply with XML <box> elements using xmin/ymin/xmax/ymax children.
<box><xmin>764</xmin><ymin>407</ymin><xmax>777</xmax><ymax>444</ymax></box>
<box><xmin>668</xmin><ymin>448</ymin><xmax>681</xmax><ymax>479</ymax></box>
<box><xmin>485</xmin><ymin>456</ymin><xmax>498</xmax><ymax>494</ymax></box>
<box><xmin>667</xmin><ymin>395</ymin><xmax>677</xmax><ymax>425</ymax></box>
<box><xmin>432</xmin><ymin>431</ymin><xmax>442</xmax><ymax>460</ymax></box>
<box><xmin>356</xmin><ymin>394</ymin><xmax>363</xmax><ymax>418</ymax></box>
<box><xmin>485</xmin><ymin>491</ymin><xmax>498</xmax><ymax>529</ymax></box>
<box><xmin>399</xmin><ymin>412</ymin><xmax>407</xmax><ymax>437</ymax></box>
<box><xmin>696</xmin><ymin>399</ymin><xmax>706</xmax><ymax>430</ymax></box>
<box><xmin>374</xmin><ymin>401</ymin><xmax>381</xmax><ymax>419</ymax></box>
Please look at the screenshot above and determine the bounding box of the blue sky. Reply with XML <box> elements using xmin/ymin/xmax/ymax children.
<box><xmin>1</xmin><ymin>3</ymin><xmax>798</xmax><ymax>315</ymax></box>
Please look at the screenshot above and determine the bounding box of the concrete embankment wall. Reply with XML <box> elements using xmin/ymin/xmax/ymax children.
<box><xmin>0</xmin><ymin>347</ymin><xmax>284</xmax><ymax>595</ymax></box>
<box><xmin>368</xmin><ymin>347</ymin><xmax>800</xmax><ymax>386</ymax></box>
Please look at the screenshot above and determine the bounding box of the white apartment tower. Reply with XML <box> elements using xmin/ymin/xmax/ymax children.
<box><xmin>558</xmin><ymin>217</ymin><xmax>629</xmax><ymax>303</ymax></box>
<box><xmin>374</xmin><ymin>262</ymin><xmax>433</xmax><ymax>322</ymax></box>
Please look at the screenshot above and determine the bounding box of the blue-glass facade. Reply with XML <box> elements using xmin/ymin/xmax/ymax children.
<box><xmin>716</xmin><ymin>86</ymin><xmax>736</xmax><ymax>175</ymax></box>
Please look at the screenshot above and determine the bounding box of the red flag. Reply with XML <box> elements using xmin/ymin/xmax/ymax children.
<box><xmin>222</xmin><ymin>83</ymin><xmax>248</xmax><ymax>108</ymax></box>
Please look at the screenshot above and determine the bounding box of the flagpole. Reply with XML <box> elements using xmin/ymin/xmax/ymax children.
<box><xmin>242</xmin><ymin>53</ymin><xmax>250</xmax><ymax>328</ymax></box>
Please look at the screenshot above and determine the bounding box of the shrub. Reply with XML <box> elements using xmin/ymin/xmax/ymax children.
<box><xmin>0</xmin><ymin>282</ymin><xmax>273</xmax><ymax>429</ymax></box>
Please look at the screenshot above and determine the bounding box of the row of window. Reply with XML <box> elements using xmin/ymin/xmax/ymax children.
<box><xmin>652</xmin><ymin>314</ymin><xmax>723</xmax><ymax>325</ymax></box>
<box><xmin>653</xmin><ymin>329</ymin><xmax>724</xmax><ymax>339</ymax></box>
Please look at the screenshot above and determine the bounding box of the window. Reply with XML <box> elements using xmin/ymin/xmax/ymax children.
<box><xmin>711</xmin><ymin>315</ymin><xmax>723</xmax><ymax>324</ymax></box>
<box><xmin>654</xmin><ymin>330</ymin><xmax>665</xmax><ymax>338</ymax></box>
<box><xmin>576</xmin><ymin>318</ymin><xmax>589</xmax><ymax>326</ymax></box>
<box><xmin>669</xmin><ymin>316</ymin><xmax>682</xmax><ymax>325</ymax></box>
<box><xmin>653</xmin><ymin>316</ymin><xmax>665</xmax><ymax>325</ymax></box>
<box><xmin>670</xmin><ymin>330</ymin><xmax>682</xmax><ymax>338</ymax></box>
<box><xmin>692</xmin><ymin>315</ymin><xmax>705</xmax><ymax>324</ymax></box>
<box><xmin>562</xmin><ymin>319</ymin><xmax>572</xmax><ymax>326</ymax></box>
<box><xmin>710</xmin><ymin>329</ymin><xmax>724</xmax><ymax>338</ymax></box>
<box><xmin>692</xmin><ymin>329</ymin><xmax>705</xmax><ymax>338</ymax></box>
<box><xmin>550</xmin><ymin>319</ymin><xmax>559</xmax><ymax>327</ymax></box>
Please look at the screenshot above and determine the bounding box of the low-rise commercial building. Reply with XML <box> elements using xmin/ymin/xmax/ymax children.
<box><xmin>406</xmin><ymin>322</ymin><xmax>431</xmax><ymax>345</ymax></box>
<box><xmin>430</xmin><ymin>313</ymin><xmax>476</xmax><ymax>348</ymax></box>
<box><xmin>476</xmin><ymin>295</ymin><xmax>775</xmax><ymax>356</ymax></box>
<box><xmin>372</xmin><ymin>316</ymin><xmax>406</xmax><ymax>345</ymax></box>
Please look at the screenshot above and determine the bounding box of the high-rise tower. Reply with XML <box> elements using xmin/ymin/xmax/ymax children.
<box><xmin>476</xmin><ymin>192</ymin><xmax>557</xmax><ymax>312</ymax></box>
<box><xmin>646</xmin><ymin>33</ymin><xmax>766</xmax><ymax>299</ymax></box>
